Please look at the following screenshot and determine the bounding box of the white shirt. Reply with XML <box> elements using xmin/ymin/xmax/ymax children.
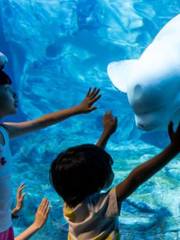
<box><xmin>0</xmin><ymin>125</ymin><xmax>13</xmax><ymax>232</ymax></box>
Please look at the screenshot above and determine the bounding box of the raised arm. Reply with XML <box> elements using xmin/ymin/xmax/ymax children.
<box><xmin>3</xmin><ymin>88</ymin><xmax>101</xmax><ymax>138</ymax></box>
<box><xmin>96</xmin><ymin>111</ymin><xmax>117</xmax><ymax>149</ymax></box>
<box><xmin>115</xmin><ymin>122</ymin><xmax>180</xmax><ymax>202</ymax></box>
<box><xmin>15</xmin><ymin>198</ymin><xmax>49</xmax><ymax>240</ymax></box>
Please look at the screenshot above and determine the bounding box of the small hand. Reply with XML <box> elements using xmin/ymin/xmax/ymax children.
<box><xmin>77</xmin><ymin>88</ymin><xmax>101</xmax><ymax>114</ymax></box>
<box><xmin>33</xmin><ymin>198</ymin><xmax>50</xmax><ymax>230</ymax></box>
<box><xmin>16</xmin><ymin>183</ymin><xmax>25</xmax><ymax>211</ymax></box>
<box><xmin>168</xmin><ymin>122</ymin><xmax>180</xmax><ymax>151</ymax></box>
<box><xmin>103</xmin><ymin>111</ymin><xmax>118</xmax><ymax>135</ymax></box>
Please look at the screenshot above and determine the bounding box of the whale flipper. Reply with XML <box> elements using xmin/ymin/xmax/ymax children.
<box><xmin>107</xmin><ymin>59</ymin><xmax>137</xmax><ymax>93</ymax></box>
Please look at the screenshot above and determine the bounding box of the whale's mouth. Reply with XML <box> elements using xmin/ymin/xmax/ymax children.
<box><xmin>137</xmin><ymin>122</ymin><xmax>161</xmax><ymax>131</ymax></box>
<box><xmin>135</xmin><ymin>105</ymin><xmax>168</xmax><ymax>131</ymax></box>
<box><xmin>137</xmin><ymin>123</ymin><xmax>146</xmax><ymax>130</ymax></box>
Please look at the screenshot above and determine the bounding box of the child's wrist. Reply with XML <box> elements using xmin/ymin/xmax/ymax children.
<box><xmin>103</xmin><ymin>128</ymin><xmax>113</xmax><ymax>136</ymax></box>
<box><xmin>12</xmin><ymin>210</ymin><xmax>19</xmax><ymax>219</ymax></box>
<box><xmin>170</xmin><ymin>142</ymin><xmax>179</xmax><ymax>153</ymax></box>
<box><xmin>15</xmin><ymin>205</ymin><xmax>21</xmax><ymax>211</ymax></box>
<box><xmin>12</xmin><ymin>207</ymin><xmax>20</xmax><ymax>215</ymax></box>
<box><xmin>31</xmin><ymin>222</ymin><xmax>41</xmax><ymax>231</ymax></box>
<box><xmin>72</xmin><ymin>105</ymin><xmax>83</xmax><ymax>114</ymax></box>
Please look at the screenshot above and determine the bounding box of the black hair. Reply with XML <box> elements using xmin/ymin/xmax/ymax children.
<box><xmin>0</xmin><ymin>70</ymin><xmax>12</xmax><ymax>85</ymax></box>
<box><xmin>50</xmin><ymin>144</ymin><xmax>113</xmax><ymax>207</ymax></box>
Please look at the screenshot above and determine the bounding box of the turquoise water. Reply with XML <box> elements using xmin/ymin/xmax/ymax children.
<box><xmin>0</xmin><ymin>0</ymin><xmax>180</xmax><ymax>239</ymax></box>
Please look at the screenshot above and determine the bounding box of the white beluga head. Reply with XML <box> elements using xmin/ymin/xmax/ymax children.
<box><xmin>107</xmin><ymin>14</ymin><xmax>180</xmax><ymax>131</ymax></box>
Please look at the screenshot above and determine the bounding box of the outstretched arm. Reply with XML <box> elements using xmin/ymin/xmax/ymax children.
<box><xmin>3</xmin><ymin>88</ymin><xmax>101</xmax><ymax>139</ymax></box>
<box><xmin>15</xmin><ymin>198</ymin><xmax>49</xmax><ymax>240</ymax></box>
<box><xmin>96</xmin><ymin>111</ymin><xmax>117</xmax><ymax>149</ymax></box>
<box><xmin>115</xmin><ymin>122</ymin><xmax>180</xmax><ymax>202</ymax></box>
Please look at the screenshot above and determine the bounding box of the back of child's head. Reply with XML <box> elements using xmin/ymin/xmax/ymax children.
<box><xmin>0</xmin><ymin>70</ymin><xmax>12</xmax><ymax>85</ymax></box>
<box><xmin>50</xmin><ymin>144</ymin><xmax>113</xmax><ymax>207</ymax></box>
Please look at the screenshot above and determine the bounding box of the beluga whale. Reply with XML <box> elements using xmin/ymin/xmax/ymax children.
<box><xmin>107</xmin><ymin>14</ymin><xmax>180</xmax><ymax>131</ymax></box>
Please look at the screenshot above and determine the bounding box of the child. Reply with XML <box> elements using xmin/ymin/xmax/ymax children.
<box><xmin>50</xmin><ymin>112</ymin><xmax>180</xmax><ymax>240</ymax></box>
<box><xmin>0</xmin><ymin>51</ymin><xmax>101</xmax><ymax>239</ymax></box>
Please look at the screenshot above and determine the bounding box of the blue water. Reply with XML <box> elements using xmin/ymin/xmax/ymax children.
<box><xmin>0</xmin><ymin>0</ymin><xmax>180</xmax><ymax>239</ymax></box>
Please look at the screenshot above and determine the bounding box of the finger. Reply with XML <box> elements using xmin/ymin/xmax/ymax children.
<box><xmin>105</xmin><ymin>111</ymin><xmax>111</xmax><ymax>115</ymax></box>
<box><xmin>89</xmin><ymin>94</ymin><xmax>101</xmax><ymax>104</ymax></box>
<box><xmin>45</xmin><ymin>205</ymin><xmax>50</xmax><ymax>216</ymax></box>
<box><xmin>86</xmin><ymin>88</ymin><xmax>92</xmax><ymax>97</ymax></box>
<box><xmin>18</xmin><ymin>185</ymin><xmax>25</xmax><ymax>195</ymax></box>
<box><xmin>21</xmin><ymin>193</ymin><xmax>26</xmax><ymax>200</ymax></box>
<box><xmin>42</xmin><ymin>199</ymin><xmax>48</xmax><ymax>210</ymax></box>
<box><xmin>18</xmin><ymin>184</ymin><xmax>25</xmax><ymax>192</ymax></box>
<box><xmin>89</xmin><ymin>106</ymin><xmax>97</xmax><ymax>112</ymax></box>
<box><xmin>41</xmin><ymin>198</ymin><xmax>48</xmax><ymax>209</ymax></box>
<box><xmin>104</xmin><ymin>111</ymin><xmax>113</xmax><ymax>120</ymax></box>
<box><xmin>89</xmin><ymin>88</ymin><xmax>100</xmax><ymax>99</ymax></box>
<box><xmin>88</xmin><ymin>87</ymin><xmax>97</xmax><ymax>97</ymax></box>
<box><xmin>42</xmin><ymin>200</ymin><xmax>49</xmax><ymax>215</ymax></box>
<box><xmin>39</xmin><ymin>198</ymin><xmax>46</xmax><ymax>211</ymax></box>
<box><xmin>108</xmin><ymin>111</ymin><xmax>112</xmax><ymax>116</ymax></box>
<box><xmin>19</xmin><ymin>194</ymin><xmax>25</xmax><ymax>202</ymax></box>
<box><xmin>92</xmin><ymin>88</ymin><xmax>100</xmax><ymax>96</ymax></box>
<box><xmin>104</xmin><ymin>111</ymin><xmax>109</xmax><ymax>117</ymax></box>
<box><xmin>43</xmin><ymin>199</ymin><xmax>49</xmax><ymax>210</ymax></box>
<box><xmin>19</xmin><ymin>183</ymin><xmax>25</xmax><ymax>188</ymax></box>
<box><xmin>38</xmin><ymin>202</ymin><xmax>43</xmax><ymax>211</ymax></box>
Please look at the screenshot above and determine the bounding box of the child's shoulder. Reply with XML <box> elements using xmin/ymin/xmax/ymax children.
<box><xmin>85</xmin><ymin>188</ymin><xmax>120</xmax><ymax>217</ymax></box>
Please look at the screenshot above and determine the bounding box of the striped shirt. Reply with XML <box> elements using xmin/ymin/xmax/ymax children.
<box><xmin>64</xmin><ymin>188</ymin><xmax>120</xmax><ymax>240</ymax></box>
